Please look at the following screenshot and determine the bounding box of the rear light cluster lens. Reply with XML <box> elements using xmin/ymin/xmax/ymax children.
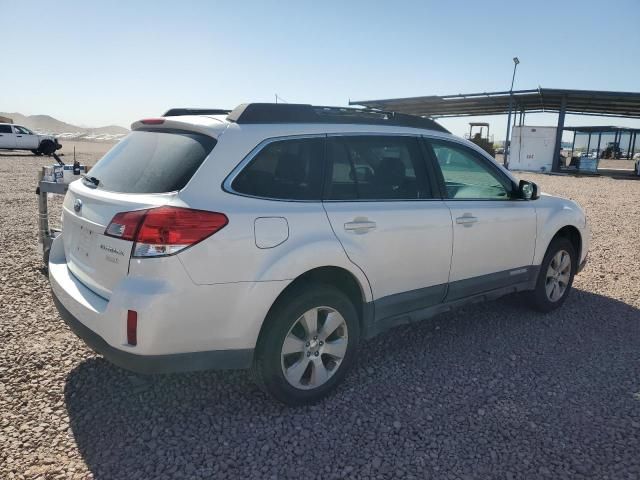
<box><xmin>105</xmin><ymin>206</ymin><xmax>228</xmax><ymax>257</ymax></box>
<box><xmin>105</xmin><ymin>210</ymin><xmax>146</xmax><ymax>240</ymax></box>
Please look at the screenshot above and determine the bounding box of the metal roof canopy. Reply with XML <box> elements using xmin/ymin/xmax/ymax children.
<box><xmin>350</xmin><ymin>88</ymin><xmax>640</xmax><ymax>119</ymax></box>
<box><xmin>564</xmin><ymin>125</ymin><xmax>640</xmax><ymax>133</ymax></box>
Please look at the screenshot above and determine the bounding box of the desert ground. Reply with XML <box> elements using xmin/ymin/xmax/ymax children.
<box><xmin>0</xmin><ymin>147</ymin><xmax>639</xmax><ymax>479</ymax></box>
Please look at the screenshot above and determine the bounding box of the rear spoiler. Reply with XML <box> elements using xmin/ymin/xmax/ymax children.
<box><xmin>163</xmin><ymin>108</ymin><xmax>231</xmax><ymax>117</ymax></box>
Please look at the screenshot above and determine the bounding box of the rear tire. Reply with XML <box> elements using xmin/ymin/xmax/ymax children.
<box><xmin>528</xmin><ymin>237</ymin><xmax>576</xmax><ymax>312</ymax></box>
<box><xmin>31</xmin><ymin>149</ymin><xmax>42</xmax><ymax>156</ymax></box>
<box><xmin>38</xmin><ymin>140</ymin><xmax>55</xmax><ymax>156</ymax></box>
<box><xmin>251</xmin><ymin>284</ymin><xmax>360</xmax><ymax>406</ymax></box>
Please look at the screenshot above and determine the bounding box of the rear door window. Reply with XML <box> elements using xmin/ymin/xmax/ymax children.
<box><xmin>0</xmin><ymin>125</ymin><xmax>12</xmax><ymax>133</ymax></box>
<box><xmin>324</xmin><ymin>135</ymin><xmax>431</xmax><ymax>200</ymax></box>
<box><xmin>86</xmin><ymin>130</ymin><xmax>216</xmax><ymax>193</ymax></box>
<box><xmin>231</xmin><ymin>137</ymin><xmax>324</xmax><ymax>200</ymax></box>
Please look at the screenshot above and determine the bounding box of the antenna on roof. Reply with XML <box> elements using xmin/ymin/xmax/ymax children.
<box><xmin>275</xmin><ymin>94</ymin><xmax>288</xmax><ymax>104</ymax></box>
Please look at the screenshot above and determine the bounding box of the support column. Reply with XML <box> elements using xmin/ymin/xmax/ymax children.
<box><xmin>552</xmin><ymin>95</ymin><xmax>567</xmax><ymax>172</ymax></box>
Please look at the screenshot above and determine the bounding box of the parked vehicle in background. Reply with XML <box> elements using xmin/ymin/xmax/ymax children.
<box><xmin>0</xmin><ymin>123</ymin><xmax>61</xmax><ymax>155</ymax></box>
<box><xmin>49</xmin><ymin>103</ymin><xmax>590</xmax><ymax>405</ymax></box>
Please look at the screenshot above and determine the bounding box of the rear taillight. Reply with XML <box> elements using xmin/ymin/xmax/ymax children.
<box><xmin>105</xmin><ymin>206</ymin><xmax>228</xmax><ymax>257</ymax></box>
<box><xmin>105</xmin><ymin>210</ymin><xmax>147</xmax><ymax>241</ymax></box>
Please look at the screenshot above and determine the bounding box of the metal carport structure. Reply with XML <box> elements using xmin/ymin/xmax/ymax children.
<box><xmin>350</xmin><ymin>88</ymin><xmax>640</xmax><ymax>172</ymax></box>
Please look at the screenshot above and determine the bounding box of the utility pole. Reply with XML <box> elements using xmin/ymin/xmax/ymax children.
<box><xmin>504</xmin><ymin>57</ymin><xmax>520</xmax><ymax>169</ymax></box>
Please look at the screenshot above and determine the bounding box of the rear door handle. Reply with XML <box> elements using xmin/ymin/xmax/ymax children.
<box><xmin>344</xmin><ymin>219</ymin><xmax>377</xmax><ymax>233</ymax></box>
<box><xmin>456</xmin><ymin>214</ymin><xmax>478</xmax><ymax>226</ymax></box>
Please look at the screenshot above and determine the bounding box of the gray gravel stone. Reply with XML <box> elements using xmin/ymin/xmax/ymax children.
<box><xmin>1</xmin><ymin>153</ymin><xmax>640</xmax><ymax>479</ymax></box>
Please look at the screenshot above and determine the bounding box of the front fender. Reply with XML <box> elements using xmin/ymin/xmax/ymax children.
<box><xmin>533</xmin><ymin>194</ymin><xmax>589</xmax><ymax>265</ymax></box>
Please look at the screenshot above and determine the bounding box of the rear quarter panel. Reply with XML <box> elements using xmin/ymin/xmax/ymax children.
<box><xmin>177</xmin><ymin>126</ymin><xmax>373</xmax><ymax>301</ymax></box>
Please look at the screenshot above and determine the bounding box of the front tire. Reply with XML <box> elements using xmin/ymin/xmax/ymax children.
<box><xmin>252</xmin><ymin>284</ymin><xmax>360</xmax><ymax>406</ymax></box>
<box><xmin>528</xmin><ymin>237</ymin><xmax>576</xmax><ymax>312</ymax></box>
<box><xmin>31</xmin><ymin>149</ymin><xmax>43</xmax><ymax>156</ymax></box>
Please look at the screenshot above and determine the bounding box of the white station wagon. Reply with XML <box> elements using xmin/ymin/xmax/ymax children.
<box><xmin>49</xmin><ymin>104</ymin><xmax>589</xmax><ymax>405</ymax></box>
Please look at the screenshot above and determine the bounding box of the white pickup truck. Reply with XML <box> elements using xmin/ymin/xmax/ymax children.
<box><xmin>0</xmin><ymin>123</ymin><xmax>61</xmax><ymax>155</ymax></box>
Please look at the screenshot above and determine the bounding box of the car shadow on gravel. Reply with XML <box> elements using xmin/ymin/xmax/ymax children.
<box><xmin>64</xmin><ymin>289</ymin><xmax>640</xmax><ymax>479</ymax></box>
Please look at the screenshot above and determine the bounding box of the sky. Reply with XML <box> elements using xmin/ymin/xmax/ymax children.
<box><xmin>2</xmin><ymin>0</ymin><xmax>639</xmax><ymax>138</ymax></box>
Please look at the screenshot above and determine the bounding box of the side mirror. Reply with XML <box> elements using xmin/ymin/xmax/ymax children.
<box><xmin>518</xmin><ymin>180</ymin><xmax>539</xmax><ymax>200</ymax></box>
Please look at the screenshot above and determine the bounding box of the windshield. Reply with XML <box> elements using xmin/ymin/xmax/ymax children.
<box><xmin>86</xmin><ymin>130</ymin><xmax>216</xmax><ymax>193</ymax></box>
<box><xmin>15</xmin><ymin>126</ymin><xmax>34</xmax><ymax>135</ymax></box>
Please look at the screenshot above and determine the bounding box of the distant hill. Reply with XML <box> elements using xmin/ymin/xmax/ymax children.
<box><xmin>0</xmin><ymin>112</ymin><xmax>128</xmax><ymax>135</ymax></box>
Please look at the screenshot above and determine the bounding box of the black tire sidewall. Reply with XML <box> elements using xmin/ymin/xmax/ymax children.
<box><xmin>533</xmin><ymin>237</ymin><xmax>577</xmax><ymax>312</ymax></box>
<box><xmin>254</xmin><ymin>284</ymin><xmax>360</xmax><ymax>405</ymax></box>
<box><xmin>39</xmin><ymin>141</ymin><xmax>55</xmax><ymax>156</ymax></box>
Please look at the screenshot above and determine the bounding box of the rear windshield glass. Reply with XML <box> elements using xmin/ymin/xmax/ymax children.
<box><xmin>86</xmin><ymin>130</ymin><xmax>216</xmax><ymax>193</ymax></box>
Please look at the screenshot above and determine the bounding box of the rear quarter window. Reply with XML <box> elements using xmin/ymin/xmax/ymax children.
<box><xmin>86</xmin><ymin>130</ymin><xmax>216</xmax><ymax>193</ymax></box>
<box><xmin>231</xmin><ymin>137</ymin><xmax>324</xmax><ymax>200</ymax></box>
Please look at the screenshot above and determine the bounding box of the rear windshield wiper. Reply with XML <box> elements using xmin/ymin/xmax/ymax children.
<box><xmin>81</xmin><ymin>174</ymin><xmax>100</xmax><ymax>187</ymax></box>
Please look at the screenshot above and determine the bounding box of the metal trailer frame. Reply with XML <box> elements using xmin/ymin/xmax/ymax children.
<box><xmin>36</xmin><ymin>154</ymin><xmax>88</xmax><ymax>265</ymax></box>
<box><xmin>36</xmin><ymin>170</ymin><xmax>68</xmax><ymax>265</ymax></box>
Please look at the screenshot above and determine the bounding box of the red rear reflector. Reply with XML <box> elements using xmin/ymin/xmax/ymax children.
<box><xmin>140</xmin><ymin>118</ymin><xmax>165</xmax><ymax>125</ymax></box>
<box><xmin>127</xmin><ymin>310</ymin><xmax>137</xmax><ymax>346</ymax></box>
<box><xmin>104</xmin><ymin>207</ymin><xmax>228</xmax><ymax>257</ymax></box>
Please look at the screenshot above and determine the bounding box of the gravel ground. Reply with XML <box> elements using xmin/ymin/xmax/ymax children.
<box><xmin>1</xmin><ymin>150</ymin><xmax>639</xmax><ymax>480</ymax></box>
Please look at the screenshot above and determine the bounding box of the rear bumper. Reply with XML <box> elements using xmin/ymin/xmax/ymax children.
<box><xmin>48</xmin><ymin>233</ymin><xmax>287</xmax><ymax>374</ymax></box>
<box><xmin>51</xmin><ymin>292</ymin><xmax>252</xmax><ymax>373</ymax></box>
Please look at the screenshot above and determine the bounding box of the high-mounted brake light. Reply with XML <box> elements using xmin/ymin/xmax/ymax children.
<box><xmin>140</xmin><ymin>118</ymin><xmax>165</xmax><ymax>125</ymax></box>
<box><xmin>104</xmin><ymin>206</ymin><xmax>228</xmax><ymax>257</ymax></box>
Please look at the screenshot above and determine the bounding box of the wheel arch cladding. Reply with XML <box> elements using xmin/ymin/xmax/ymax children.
<box><xmin>256</xmin><ymin>266</ymin><xmax>367</xmax><ymax>348</ymax></box>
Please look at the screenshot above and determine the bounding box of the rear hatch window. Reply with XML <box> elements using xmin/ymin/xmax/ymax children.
<box><xmin>86</xmin><ymin>130</ymin><xmax>216</xmax><ymax>193</ymax></box>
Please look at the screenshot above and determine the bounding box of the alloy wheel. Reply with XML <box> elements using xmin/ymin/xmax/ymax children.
<box><xmin>280</xmin><ymin>306</ymin><xmax>348</xmax><ymax>390</ymax></box>
<box><xmin>545</xmin><ymin>249</ymin><xmax>571</xmax><ymax>302</ymax></box>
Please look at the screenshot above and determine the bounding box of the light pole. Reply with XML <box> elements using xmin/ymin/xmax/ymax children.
<box><xmin>504</xmin><ymin>57</ymin><xmax>520</xmax><ymax>169</ymax></box>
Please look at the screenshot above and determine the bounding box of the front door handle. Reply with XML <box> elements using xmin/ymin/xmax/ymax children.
<box><xmin>345</xmin><ymin>219</ymin><xmax>377</xmax><ymax>234</ymax></box>
<box><xmin>456</xmin><ymin>214</ymin><xmax>478</xmax><ymax>227</ymax></box>
<box><xmin>16</xmin><ymin>135</ymin><xmax>22</xmax><ymax>138</ymax></box>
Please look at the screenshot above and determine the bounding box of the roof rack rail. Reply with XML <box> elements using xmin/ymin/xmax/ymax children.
<box><xmin>226</xmin><ymin>103</ymin><xmax>450</xmax><ymax>133</ymax></box>
<box><xmin>163</xmin><ymin>108</ymin><xmax>231</xmax><ymax>117</ymax></box>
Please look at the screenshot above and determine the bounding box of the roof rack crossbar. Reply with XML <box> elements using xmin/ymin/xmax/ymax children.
<box><xmin>225</xmin><ymin>103</ymin><xmax>449</xmax><ymax>133</ymax></box>
<box><xmin>163</xmin><ymin>108</ymin><xmax>231</xmax><ymax>117</ymax></box>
